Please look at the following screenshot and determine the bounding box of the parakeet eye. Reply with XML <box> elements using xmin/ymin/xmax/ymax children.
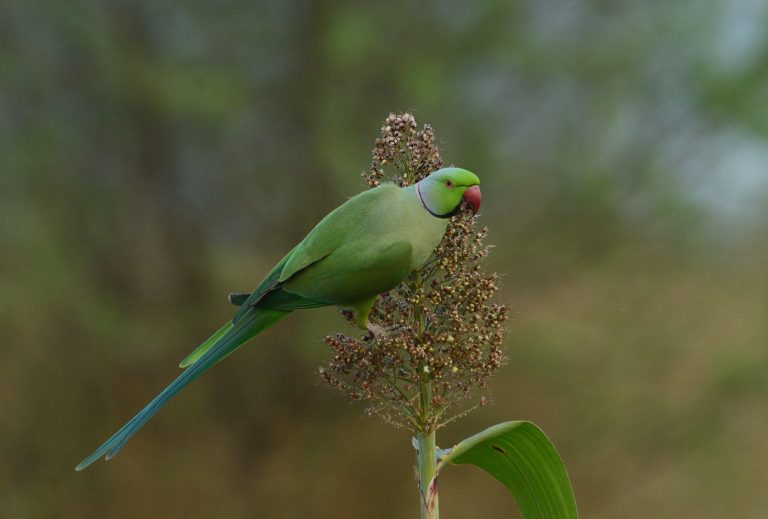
<box><xmin>445</xmin><ymin>180</ymin><xmax>454</xmax><ymax>189</ymax></box>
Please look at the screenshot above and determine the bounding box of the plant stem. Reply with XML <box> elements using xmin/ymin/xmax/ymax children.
<box><xmin>416</xmin><ymin>428</ymin><xmax>439</xmax><ymax>519</ymax></box>
<box><xmin>412</xmin><ymin>269</ymin><xmax>439</xmax><ymax>518</ymax></box>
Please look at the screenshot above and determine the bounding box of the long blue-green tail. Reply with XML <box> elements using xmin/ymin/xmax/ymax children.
<box><xmin>75</xmin><ymin>308</ymin><xmax>289</xmax><ymax>471</ymax></box>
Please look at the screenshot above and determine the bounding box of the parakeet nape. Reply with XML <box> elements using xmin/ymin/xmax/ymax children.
<box><xmin>76</xmin><ymin>167</ymin><xmax>480</xmax><ymax>470</ymax></box>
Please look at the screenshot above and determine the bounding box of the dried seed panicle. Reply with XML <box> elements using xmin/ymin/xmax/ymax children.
<box><xmin>322</xmin><ymin>113</ymin><xmax>508</xmax><ymax>432</ymax></box>
<box><xmin>364</xmin><ymin>112</ymin><xmax>443</xmax><ymax>189</ymax></box>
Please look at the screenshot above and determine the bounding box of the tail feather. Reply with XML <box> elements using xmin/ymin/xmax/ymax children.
<box><xmin>179</xmin><ymin>321</ymin><xmax>233</xmax><ymax>368</ymax></box>
<box><xmin>75</xmin><ymin>308</ymin><xmax>288</xmax><ymax>471</ymax></box>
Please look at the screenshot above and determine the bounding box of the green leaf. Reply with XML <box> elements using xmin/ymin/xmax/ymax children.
<box><xmin>438</xmin><ymin>421</ymin><xmax>577</xmax><ymax>519</ymax></box>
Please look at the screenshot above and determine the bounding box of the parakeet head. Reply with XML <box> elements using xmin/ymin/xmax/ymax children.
<box><xmin>416</xmin><ymin>167</ymin><xmax>481</xmax><ymax>218</ymax></box>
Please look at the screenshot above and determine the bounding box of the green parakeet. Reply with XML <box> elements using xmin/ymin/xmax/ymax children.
<box><xmin>75</xmin><ymin>167</ymin><xmax>481</xmax><ymax>471</ymax></box>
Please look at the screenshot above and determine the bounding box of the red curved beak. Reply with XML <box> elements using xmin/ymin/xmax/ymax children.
<box><xmin>463</xmin><ymin>185</ymin><xmax>481</xmax><ymax>214</ymax></box>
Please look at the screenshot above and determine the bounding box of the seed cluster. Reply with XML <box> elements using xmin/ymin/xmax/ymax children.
<box><xmin>320</xmin><ymin>113</ymin><xmax>508</xmax><ymax>432</ymax></box>
<box><xmin>365</xmin><ymin>112</ymin><xmax>443</xmax><ymax>189</ymax></box>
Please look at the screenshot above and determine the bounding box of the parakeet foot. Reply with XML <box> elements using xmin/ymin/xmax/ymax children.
<box><xmin>366</xmin><ymin>323</ymin><xmax>405</xmax><ymax>341</ymax></box>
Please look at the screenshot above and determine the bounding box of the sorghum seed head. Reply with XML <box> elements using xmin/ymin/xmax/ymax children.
<box><xmin>322</xmin><ymin>113</ymin><xmax>508</xmax><ymax>432</ymax></box>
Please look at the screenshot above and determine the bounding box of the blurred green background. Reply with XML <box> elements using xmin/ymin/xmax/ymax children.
<box><xmin>2</xmin><ymin>0</ymin><xmax>767</xmax><ymax>517</ymax></box>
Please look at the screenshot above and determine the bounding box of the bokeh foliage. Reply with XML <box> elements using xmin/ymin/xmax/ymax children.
<box><xmin>2</xmin><ymin>1</ymin><xmax>767</xmax><ymax>517</ymax></box>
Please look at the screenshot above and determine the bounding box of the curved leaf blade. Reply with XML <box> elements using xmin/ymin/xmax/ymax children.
<box><xmin>439</xmin><ymin>421</ymin><xmax>577</xmax><ymax>519</ymax></box>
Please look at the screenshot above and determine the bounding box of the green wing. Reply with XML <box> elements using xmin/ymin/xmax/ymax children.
<box><xmin>278</xmin><ymin>185</ymin><xmax>403</xmax><ymax>281</ymax></box>
<box><xmin>279</xmin><ymin>239</ymin><xmax>412</xmax><ymax>306</ymax></box>
<box><xmin>233</xmin><ymin>185</ymin><xmax>406</xmax><ymax>319</ymax></box>
<box><xmin>230</xmin><ymin>244</ymin><xmax>299</xmax><ymax>324</ymax></box>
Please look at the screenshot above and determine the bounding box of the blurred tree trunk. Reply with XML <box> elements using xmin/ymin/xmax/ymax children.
<box><xmin>95</xmin><ymin>1</ymin><xmax>210</xmax><ymax>309</ymax></box>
